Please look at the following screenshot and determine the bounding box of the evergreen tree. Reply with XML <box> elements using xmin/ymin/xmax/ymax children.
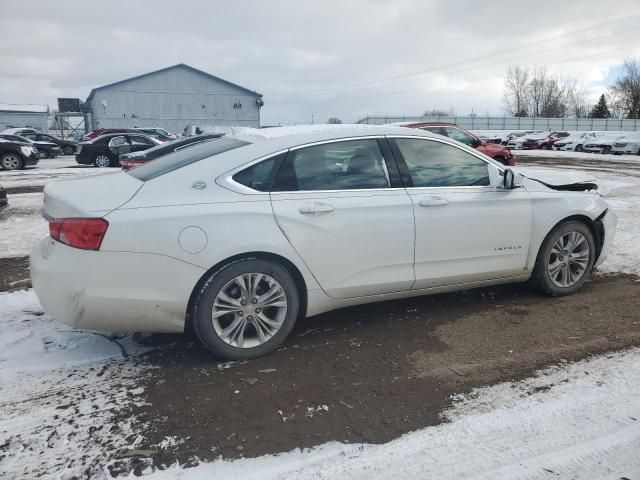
<box><xmin>590</xmin><ymin>94</ymin><xmax>611</xmax><ymax>118</ymax></box>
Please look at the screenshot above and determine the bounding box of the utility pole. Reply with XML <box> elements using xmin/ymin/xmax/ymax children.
<box><xmin>311</xmin><ymin>114</ymin><xmax>314</xmax><ymax>125</ymax></box>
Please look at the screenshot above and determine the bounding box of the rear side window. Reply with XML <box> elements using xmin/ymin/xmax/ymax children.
<box><xmin>232</xmin><ymin>153</ymin><xmax>284</xmax><ymax>192</ymax></box>
<box><xmin>128</xmin><ymin>137</ymin><xmax>249</xmax><ymax>181</ymax></box>
<box><xmin>272</xmin><ymin>139</ymin><xmax>389</xmax><ymax>191</ymax></box>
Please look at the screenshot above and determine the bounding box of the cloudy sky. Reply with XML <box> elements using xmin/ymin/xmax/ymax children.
<box><xmin>1</xmin><ymin>0</ymin><xmax>640</xmax><ymax>125</ymax></box>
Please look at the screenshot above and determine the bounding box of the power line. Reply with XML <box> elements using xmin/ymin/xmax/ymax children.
<box><xmin>302</xmin><ymin>13</ymin><xmax>640</xmax><ymax>96</ymax></box>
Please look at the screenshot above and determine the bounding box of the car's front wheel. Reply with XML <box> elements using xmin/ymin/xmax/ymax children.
<box><xmin>531</xmin><ymin>220</ymin><xmax>595</xmax><ymax>296</ymax></box>
<box><xmin>0</xmin><ymin>153</ymin><xmax>24</xmax><ymax>170</ymax></box>
<box><xmin>193</xmin><ymin>258</ymin><xmax>300</xmax><ymax>360</ymax></box>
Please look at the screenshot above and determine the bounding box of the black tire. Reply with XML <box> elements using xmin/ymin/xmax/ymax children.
<box><xmin>193</xmin><ymin>258</ymin><xmax>300</xmax><ymax>360</ymax></box>
<box><xmin>63</xmin><ymin>146</ymin><xmax>75</xmax><ymax>155</ymax></box>
<box><xmin>530</xmin><ymin>220</ymin><xmax>596</xmax><ymax>296</ymax></box>
<box><xmin>93</xmin><ymin>153</ymin><xmax>114</xmax><ymax>168</ymax></box>
<box><xmin>603</xmin><ymin>146</ymin><xmax>612</xmax><ymax>154</ymax></box>
<box><xmin>575</xmin><ymin>145</ymin><xmax>583</xmax><ymax>152</ymax></box>
<box><xmin>0</xmin><ymin>152</ymin><xmax>24</xmax><ymax>170</ymax></box>
<box><xmin>493</xmin><ymin>155</ymin><xmax>508</xmax><ymax>166</ymax></box>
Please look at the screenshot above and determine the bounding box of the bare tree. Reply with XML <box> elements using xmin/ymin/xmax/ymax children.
<box><xmin>327</xmin><ymin>117</ymin><xmax>342</xmax><ymax>124</ymax></box>
<box><xmin>606</xmin><ymin>91</ymin><xmax>626</xmax><ymax>119</ymax></box>
<box><xmin>503</xmin><ymin>65</ymin><xmax>529</xmax><ymax>116</ymax></box>
<box><xmin>422</xmin><ymin>108</ymin><xmax>454</xmax><ymax>117</ymax></box>
<box><xmin>568</xmin><ymin>85</ymin><xmax>591</xmax><ymax>118</ymax></box>
<box><xmin>610</xmin><ymin>58</ymin><xmax>640</xmax><ymax>119</ymax></box>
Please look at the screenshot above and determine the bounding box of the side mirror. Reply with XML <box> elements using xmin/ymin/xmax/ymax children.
<box><xmin>503</xmin><ymin>168</ymin><xmax>523</xmax><ymax>189</ymax></box>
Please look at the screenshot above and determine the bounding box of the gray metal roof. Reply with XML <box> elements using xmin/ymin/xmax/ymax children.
<box><xmin>86</xmin><ymin>63</ymin><xmax>263</xmax><ymax>104</ymax></box>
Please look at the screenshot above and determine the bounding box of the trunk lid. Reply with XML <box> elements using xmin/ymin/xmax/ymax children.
<box><xmin>44</xmin><ymin>171</ymin><xmax>143</xmax><ymax>218</ymax></box>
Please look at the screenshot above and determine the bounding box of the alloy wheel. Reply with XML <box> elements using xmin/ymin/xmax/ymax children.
<box><xmin>1</xmin><ymin>154</ymin><xmax>21</xmax><ymax>170</ymax></box>
<box><xmin>547</xmin><ymin>231</ymin><xmax>590</xmax><ymax>288</ymax></box>
<box><xmin>211</xmin><ymin>273</ymin><xmax>288</xmax><ymax>348</ymax></box>
<box><xmin>94</xmin><ymin>155</ymin><xmax>111</xmax><ymax>168</ymax></box>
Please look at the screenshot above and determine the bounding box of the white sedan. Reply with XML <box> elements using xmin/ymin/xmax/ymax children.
<box><xmin>31</xmin><ymin>125</ymin><xmax>617</xmax><ymax>359</ymax></box>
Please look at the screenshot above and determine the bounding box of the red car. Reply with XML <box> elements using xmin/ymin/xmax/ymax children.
<box><xmin>402</xmin><ymin>122</ymin><xmax>516</xmax><ymax>166</ymax></box>
<box><xmin>538</xmin><ymin>132</ymin><xmax>570</xmax><ymax>150</ymax></box>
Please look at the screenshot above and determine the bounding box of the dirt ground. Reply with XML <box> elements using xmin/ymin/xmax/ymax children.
<box><xmin>110</xmin><ymin>273</ymin><xmax>640</xmax><ymax>474</ymax></box>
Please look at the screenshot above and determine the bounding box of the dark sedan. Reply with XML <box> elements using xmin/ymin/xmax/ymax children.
<box><xmin>20</xmin><ymin>132</ymin><xmax>77</xmax><ymax>155</ymax></box>
<box><xmin>0</xmin><ymin>137</ymin><xmax>39</xmax><ymax>170</ymax></box>
<box><xmin>0</xmin><ymin>134</ymin><xmax>60</xmax><ymax>159</ymax></box>
<box><xmin>119</xmin><ymin>133</ymin><xmax>224</xmax><ymax>170</ymax></box>
<box><xmin>75</xmin><ymin>133</ymin><xmax>160</xmax><ymax>167</ymax></box>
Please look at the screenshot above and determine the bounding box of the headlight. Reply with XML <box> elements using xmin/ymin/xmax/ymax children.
<box><xmin>20</xmin><ymin>146</ymin><xmax>32</xmax><ymax>156</ymax></box>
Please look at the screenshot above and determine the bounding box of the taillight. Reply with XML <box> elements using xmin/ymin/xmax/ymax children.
<box><xmin>49</xmin><ymin>218</ymin><xmax>109</xmax><ymax>250</ymax></box>
<box><xmin>121</xmin><ymin>160</ymin><xmax>146</xmax><ymax>171</ymax></box>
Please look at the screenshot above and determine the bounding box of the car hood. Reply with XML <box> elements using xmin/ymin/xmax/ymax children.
<box><xmin>513</xmin><ymin>167</ymin><xmax>597</xmax><ymax>190</ymax></box>
<box><xmin>44</xmin><ymin>172</ymin><xmax>143</xmax><ymax>217</ymax></box>
<box><xmin>482</xmin><ymin>143</ymin><xmax>509</xmax><ymax>154</ymax></box>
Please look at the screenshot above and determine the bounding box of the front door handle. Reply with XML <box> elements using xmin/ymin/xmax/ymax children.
<box><xmin>419</xmin><ymin>196</ymin><xmax>449</xmax><ymax>207</ymax></box>
<box><xmin>299</xmin><ymin>202</ymin><xmax>335</xmax><ymax>215</ymax></box>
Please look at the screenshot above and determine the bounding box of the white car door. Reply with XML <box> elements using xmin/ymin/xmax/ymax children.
<box><xmin>270</xmin><ymin>137</ymin><xmax>415</xmax><ymax>299</ymax></box>
<box><xmin>390</xmin><ymin>136</ymin><xmax>533</xmax><ymax>290</ymax></box>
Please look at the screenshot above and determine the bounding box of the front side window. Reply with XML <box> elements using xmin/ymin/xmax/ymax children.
<box><xmin>272</xmin><ymin>139</ymin><xmax>389</xmax><ymax>191</ymax></box>
<box><xmin>129</xmin><ymin>135</ymin><xmax>154</xmax><ymax>146</ymax></box>
<box><xmin>394</xmin><ymin>138</ymin><xmax>489</xmax><ymax>188</ymax></box>
<box><xmin>444</xmin><ymin>127</ymin><xmax>477</xmax><ymax>147</ymax></box>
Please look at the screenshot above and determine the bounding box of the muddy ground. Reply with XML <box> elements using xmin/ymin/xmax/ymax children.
<box><xmin>107</xmin><ymin>273</ymin><xmax>640</xmax><ymax>474</ymax></box>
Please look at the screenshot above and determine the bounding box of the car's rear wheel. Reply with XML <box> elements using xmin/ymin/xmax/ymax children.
<box><xmin>603</xmin><ymin>146</ymin><xmax>612</xmax><ymax>154</ymax></box>
<box><xmin>193</xmin><ymin>258</ymin><xmax>300</xmax><ymax>360</ymax></box>
<box><xmin>93</xmin><ymin>153</ymin><xmax>113</xmax><ymax>168</ymax></box>
<box><xmin>575</xmin><ymin>145</ymin><xmax>583</xmax><ymax>152</ymax></box>
<box><xmin>0</xmin><ymin>153</ymin><xmax>24</xmax><ymax>170</ymax></box>
<box><xmin>63</xmin><ymin>146</ymin><xmax>75</xmax><ymax>155</ymax></box>
<box><xmin>530</xmin><ymin>220</ymin><xmax>595</xmax><ymax>296</ymax></box>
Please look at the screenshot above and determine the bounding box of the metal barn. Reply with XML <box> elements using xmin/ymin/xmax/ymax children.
<box><xmin>85</xmin><ymin>64</ymin><xmax>263</xmax><ymax>133</ymax></box>
<box><xmin>0</xmin><ymin>104</ymin><xmax>50</xmax><ymax>132</ymax></box>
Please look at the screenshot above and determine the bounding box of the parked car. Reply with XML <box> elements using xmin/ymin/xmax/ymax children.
<box><xmin>75</xmin><ymin>133</ymin><xmax>161</xmax><ymax>167</ymax></box>
<box><xmin>538</xmin><ymin>132</ymin><xmax>571</xmax><ymax>150</ymax></box>
<box><xmin>583</xmin><ymin>134</ymin><xmax>626</xmax><ymax>154</ymax></box>
<box><xmin>134</xmin><ymin>128</ymin><xmax>178</xmax><ymax>142</ymax></box>
<box><xmin>508</xmin><ymin>132</ymin><xmax>550</xmax><ymax>150</ymax></box>
<box><xmin>83</xmin><ymin>128</ymin><xmax>139</xmax><ymax>141</ymax></box>
<box><xmin>0</xmin><ymin>136</ymin><xmax>39</xmax><ymax>170</ymax></box>
<box><xmin>31</xmin><ymin>125</ymin><xmax>616</xmax><ymax>360</ymax></box>
<box><xmin>611</xmin><ymin>134</ymin><xmax>640</xmax><ymax>155</ymax></box>
<box><xmin>0</xmin><ymin>184</ymin><xmax>7</xmax><ymax>210</ymax></box>
<box><xmin>400</xmin><ymin>122</ymin><xmax>516</xmax><ymax>165</ymax></box>
<box><xmin>0</xmin><ymin>134</ymin><xmax>60</xmax><ymax>158</ymax></box>
<box><xmin>20</xmin><ymin>132</ymin><xmax>77</xmax><ymax>155</ymax></box>
<box><xmin>553</xmin><ymin>131</ymin><xmax>608</xmax><ymax>152</ymax></box>
<box><xmin>120</xmin><ymin>133</ymin><xmax>224</xmax><ymax>170</ymax></box>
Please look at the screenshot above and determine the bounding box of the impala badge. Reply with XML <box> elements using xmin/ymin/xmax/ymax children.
<box><xmin>191</xmin><ymin>181</ymin><xmax>207</xmax><ymax>190</ymax></box>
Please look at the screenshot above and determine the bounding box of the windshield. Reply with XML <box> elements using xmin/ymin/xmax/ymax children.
<box><xmin>127</xmin><ymin>137</ymin><xmax>250</xmax><ymax>181</ymax></box>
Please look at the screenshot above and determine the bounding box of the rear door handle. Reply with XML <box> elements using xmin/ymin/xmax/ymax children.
<box><xmin>299</xmin><ymin>202</ymin><xmax>335</xmax><ymax>215</ymax></box>
<box><xmin>419</xmin><ymin>196</ymin><xmax>449</xmax><ymax>207</ymax></box>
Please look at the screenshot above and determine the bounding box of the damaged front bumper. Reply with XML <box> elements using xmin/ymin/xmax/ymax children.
<box><xmin>594</xmin><ymin>208</ymin><xmax>618</xmax><ymax>268</ymax></box>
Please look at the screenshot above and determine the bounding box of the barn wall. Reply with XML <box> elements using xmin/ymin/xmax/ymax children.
<box><xmin>0</xmin><ymin>112</ymin><xmax>49</xmax><ymax>132</ymax></box>
<box><xmin>88</xmin><ymin>66</ymin><xmax>261</xmax><ymax>132</ymax></box>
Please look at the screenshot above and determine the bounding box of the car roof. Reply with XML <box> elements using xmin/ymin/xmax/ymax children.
<box><xmin>231</xmin><ymin>124</ymin><xmax>437</xmax><ymax>150</ymax></box>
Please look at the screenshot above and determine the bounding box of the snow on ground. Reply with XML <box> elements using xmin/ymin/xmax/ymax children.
<box><xmin>0</xmin><ymin>156</ymin><xmax>112</xmax><ymax>190</ymax></box>
<box><xmin>120</xmin><ymin>348</ymin><xmax>640</xmax><ymax>480</ymax></box>
<box><xmin>515</xmin><ymin>149</ymin><xmax>640</xmax><ymax>162</ymax></box>
<box><xmin>0</xmin><ymin>192</ymin><xmax>47</xmax><ymax>257</ymax></box>
<box><xmin>0</xmin><ymin>289</ymin><xmax>151</xmax><ymax>479</ymax></box>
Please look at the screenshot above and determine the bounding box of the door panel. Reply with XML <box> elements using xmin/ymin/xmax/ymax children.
<box><xmin>269</xmin><ymin>137</ymin><xmax>415</xmax><ymax>299</ymax></box>
<box><xmin>271</xmin><ymin>190</ymin><xmax>415</xmax><ymax>298</ymax></box>
<box><xmin>390</xmin><ymin>136</ymin><xmax>533</xmax><ymax>289</ymax></box>
<box><xmin>409</xmin><ymin>187</ymin><xmax>532</xmax><ymax>289</ymax></box>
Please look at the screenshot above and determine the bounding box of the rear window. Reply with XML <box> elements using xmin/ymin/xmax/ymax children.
<box><xmin>127</xmin><ymin>137</ymin><xmax>250</xmax><ymax>181</ymax></box>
